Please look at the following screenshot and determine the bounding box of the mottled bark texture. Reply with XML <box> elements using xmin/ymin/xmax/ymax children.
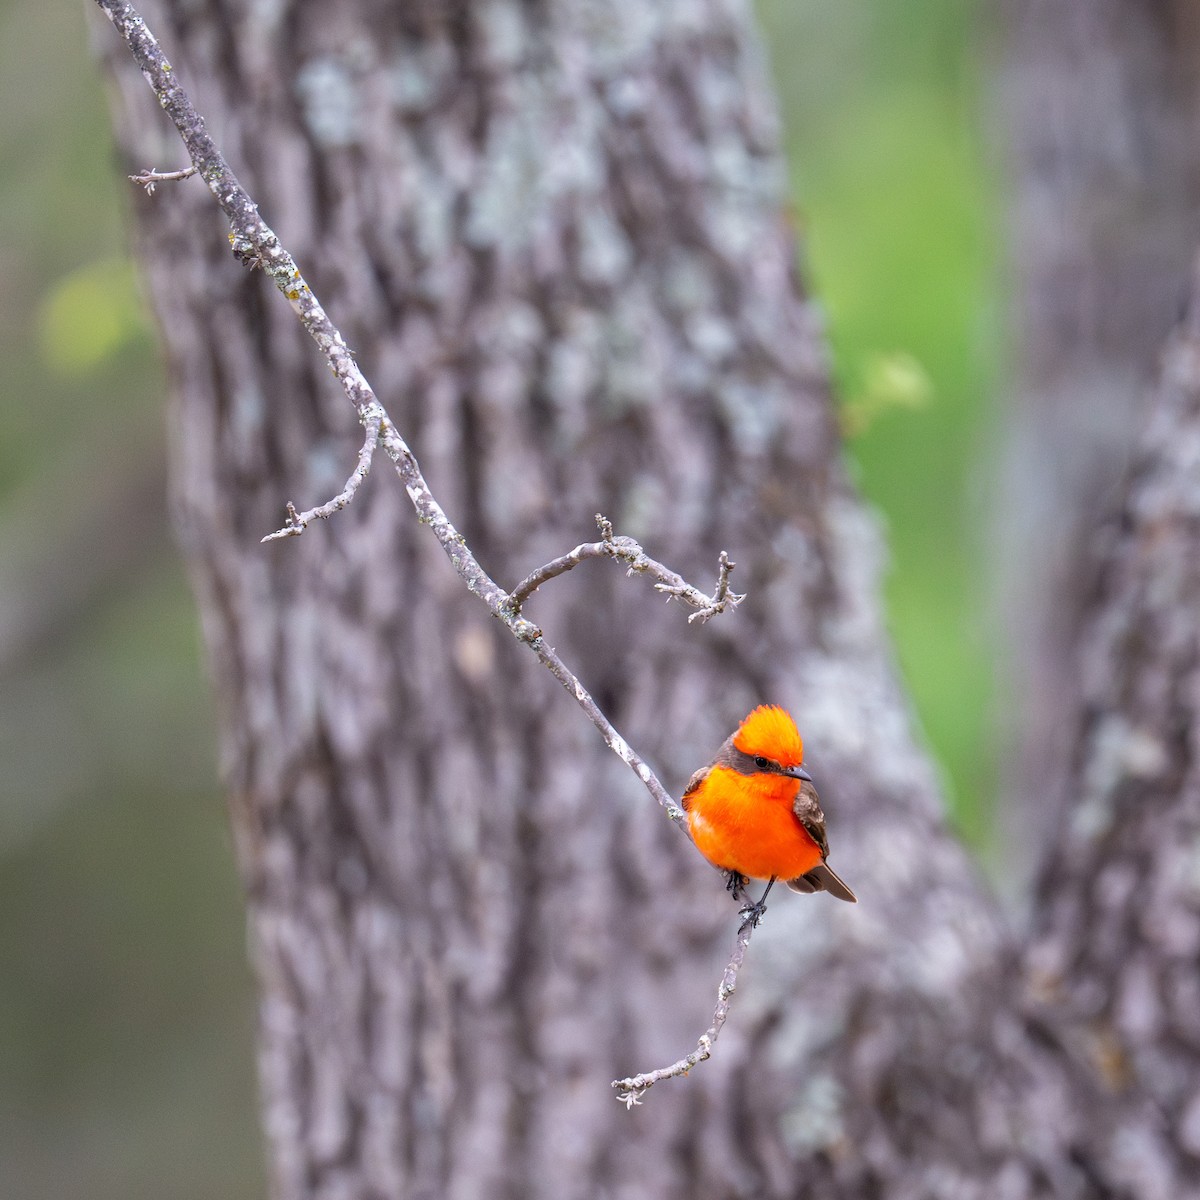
<box><xmin>96</xmin><ymin>0</ymin><xmax>1200</xmax><ymax>1197</ymax></box>
<box><xmin>1024</xmin><ymin>274</ymin><xmax>1200</xmax><ymax>1199</ymax></box>
<box><xmin>995</xmin><ymin>0</ymin><xmax>1200</xmax><ymax>875</ymax></box>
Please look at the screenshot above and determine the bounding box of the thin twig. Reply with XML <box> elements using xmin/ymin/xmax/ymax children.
<box><xmin>261</xmin><ymin>405</ymin><xmax>383</xmax><ymax>542</ymax></box>
<box><xmin>613</xmin><ymin>915</ymin><xmax>756</xmax><ymax>1106</ymax></box>
<box><xmin>506</xmin><ymin>539</ymin><xmax>621</xmax><ymax>608</ymax></box>
<box><xmin>508</xmin><ymin>513</ymin><xmax>745</xmax><ymax>623</ymax></box>
<box><xmin>523</xmin><ymin>625</ymin><xmax>688</xmax><ymax>831</ymax></box>
<box><xmin>128</xmin><ymin>164</ymin><xmax>198</xmax><ymax>193</ymax></box>
<box><xmin>654</xmin><ymin>549</ymin><xmax>745</xmax><ymax>624</ymax></box>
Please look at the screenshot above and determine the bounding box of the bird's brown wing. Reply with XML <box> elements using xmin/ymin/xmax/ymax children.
<box><xmin>788</xmin><ymin>780</ymin><xmax>857</xmax><ymax>903</ymax></box>
<box><xmin>792</xmin><ymin>780</ymin><xmax>830</xmax><ymax>857</ymax></box>
<box><xmin>680</xmin><ymin>763</ymin><xmax>710</xmax><ymax>812</ymax></box>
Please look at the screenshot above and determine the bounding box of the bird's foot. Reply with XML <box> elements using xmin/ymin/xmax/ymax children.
<box><xmin>723</xmin><ymin>870</ymin><xmax>750</xmax><ymax>902</ymax></box>
<box><xmin>737</xmin><ymin>878</ymin><xmax>775</xmax><ymax>929</ymax></box>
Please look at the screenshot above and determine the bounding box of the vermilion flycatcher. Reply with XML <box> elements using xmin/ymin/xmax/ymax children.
<box><xmin>682</xmin><ymin>705</ymin><xmax>857</xmax><ymax>920</ymax></box>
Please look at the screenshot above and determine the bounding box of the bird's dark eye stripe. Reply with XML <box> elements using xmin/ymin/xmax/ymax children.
<box><xmin>721</xmin><ymin>745</ymin><xmax>784</xmax><ymax>777</ymax></box>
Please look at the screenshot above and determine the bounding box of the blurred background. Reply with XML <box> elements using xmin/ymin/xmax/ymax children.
<box><xmin>1</xmin><ymin>0</ymin><xmax>998</xmax><ymax>1195</ymax></box>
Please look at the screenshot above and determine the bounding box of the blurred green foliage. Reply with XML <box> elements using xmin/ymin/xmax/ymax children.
<box><xmin>0</xmin><ymin>2</ymin><xmax>262</xmax><ymax>1197</ymax></box>
<box><xmin>760</xmin><ymin>0</ymin><xmax>998</xmax><ymax>845</ymax></box>
<box><xmin>39</xmin><ymin>256</ymin><xmax>149</xmax><ymax>377</ymax></box>
<box><xmin>0</xmin><ymin>0</ymin><xmax>997</xmax><ymax>1196</ymax></box>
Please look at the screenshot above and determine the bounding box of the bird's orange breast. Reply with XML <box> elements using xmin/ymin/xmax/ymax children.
<box><xmin>686</xmin><ymin>765</ymin><xmax>822</xmax><ymax>881</ymax></box>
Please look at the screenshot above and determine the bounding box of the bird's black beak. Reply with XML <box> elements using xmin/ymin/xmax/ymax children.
<box><xmin>785</xmin><ymin>765</ymin><xmax>813</xmax><ymax>782</ymax></box>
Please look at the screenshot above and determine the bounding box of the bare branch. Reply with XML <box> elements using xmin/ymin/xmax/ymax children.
<box><xmin>525</xmin><ymin>630</ymin><xmax>688</xmax><ymax>832</ymax></box>
<box><xmin>97</xmin><ymin>0</ymin><xmax>748</xmax><ymax>1097</ymax></box>
<box><xmin>261</xmin><ymin>405</ymin><xmax>383</xmax><ymax>542</ymax></box>
<box><xmin>95</xmin><ymin>0</ymin><xmax>722</xmax><ymax>826</ymax></box>
<box><xmin>506</xmin><ymin>539</ymin><xmax>618</xmax><ymax>608</ymax></box>
<box><xmin>128</xmin><ymin>164</ymin><xmax>197</xmax><ymax>193</ymax></box>
<box><xmin>508</xmin><ymin>513</ymin><xmax>745</xmax><ymax>623</ymax></box>
<box><xmin>613</xmin><ymin>915</ymin><xmax>755</xmax><ymax>1105</ymax></box>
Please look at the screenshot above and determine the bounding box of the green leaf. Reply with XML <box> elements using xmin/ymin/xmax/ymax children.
<box><xmin>38</xmin><ymin>257</ymin><xmax>149</xmax><ymax>376</ymax></box>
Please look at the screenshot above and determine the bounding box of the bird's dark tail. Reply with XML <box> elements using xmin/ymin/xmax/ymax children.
<box><xmin>787</xmin><ymin>862</ymin><xmax>857</xmax><ymax>903</ymax></box>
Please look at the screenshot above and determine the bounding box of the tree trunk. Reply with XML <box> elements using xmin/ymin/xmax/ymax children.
<box><xmin>1024</xmin><ymin>271</ymin><xmax>1200</xmax><ymax>1198</ymax></box>
<box><xmin>994</xmin><ymin>0</ymin><xmax>1200</xmax><ymax>880</ymax></box>
<box><xmin>96</xmin><ymin>0</ymin><xmax>1200</xmax><ymax>1196</ymax></box>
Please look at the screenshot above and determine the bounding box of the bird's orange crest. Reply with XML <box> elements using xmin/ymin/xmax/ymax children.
<box><xmin>731</xmin><ymin>705</ymin><xmax>805</xmax><ymax>768</ymax></box>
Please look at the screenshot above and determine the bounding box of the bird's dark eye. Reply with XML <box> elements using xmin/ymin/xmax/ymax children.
<box><xmin>753</xmin><ymin>756</ymin><xmax>770</xmax><ymax>770</ymax></box>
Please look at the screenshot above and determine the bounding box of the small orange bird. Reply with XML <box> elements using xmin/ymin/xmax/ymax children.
<box><xmin>682</xmin><ymin>705</ymin><xmax>857</xmax><ymax>920</ymax></box>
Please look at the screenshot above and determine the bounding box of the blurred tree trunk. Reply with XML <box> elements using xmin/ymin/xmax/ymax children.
<box><xmin>995</xmin><ymin>0</ymin><xmax>1200</xmax><ymax>881</ymax></box>
<box><xmin>1024</xmin><ymin>272</ymin><xmax>1200</xmax><ymax>1199</ymax></box>
<box><xmin>97</xmin><ymin>0</ymin><xmax>1200</xmax><ymax>1197</ymax></box>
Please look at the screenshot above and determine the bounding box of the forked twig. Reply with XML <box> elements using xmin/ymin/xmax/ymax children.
<box><xmin>507</xmin><ymin>514</ymin><xmax>745</xmax><ymax>624</ymax></box>
<box><xmin>613</xmin><ymin>915</ymin><xmax>755</xmax><ymax>1106</ymax></box>
<box><xmin>128</xmin><ymin>164</ymin><xmax>198</xmax><ymax>193</ymax></box>
<box><xmin>261</xmin><ymin>405</ymin><xmax>383</xmax><ymax>541</ymax></box>
<box><xmin>656</xmin><ymin>549</ymin><xmax>742</xmax><ymax>623</ymax></box>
